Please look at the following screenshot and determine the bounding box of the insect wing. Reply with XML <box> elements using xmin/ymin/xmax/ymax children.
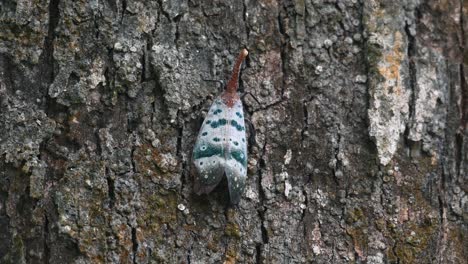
<box><xmin>192</xmin><ymin>97</ymin><xmax>227</xmax><ymax>194</ymax></box>
<box><xmin>224</xmin><ymin>100</ymin><xmax>248</xmax><ymax>204</ymax></box>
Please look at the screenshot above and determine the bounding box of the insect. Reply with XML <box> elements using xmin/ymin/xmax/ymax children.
<box><xmin>193</xmin><ymin>49</ymin><xmax>249</xmax><ymax>204</ymax></box>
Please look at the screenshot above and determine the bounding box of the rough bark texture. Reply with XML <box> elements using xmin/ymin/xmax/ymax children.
<box><xmin>0</xmin><ymin>0</ymin><xmax>466</xmax><ymax>263</ymax></box>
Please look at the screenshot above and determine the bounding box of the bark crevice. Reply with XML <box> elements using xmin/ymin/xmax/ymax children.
<box><xmin>131</xmin><ymin>226</ymin><xmax>138</xmax><ymax>264</ymax></box>
<box><xmin>40</xmin><ymin>0</ymin><xmax>60</xmax><ymax>95</ymax></box>
<box><xmin>43</xmin><ymin>214</ymin><xmax>50</xmax><ymax>264</ymax></box>
<box><xmin>256</xmin><ymin>138</ymin><xmax>269</xmax><ymax>264</ymax></box>
<box><xmin>403</xmin><ymin>7</ymin><xmax>418</xmax><ymax>149</ymax></box>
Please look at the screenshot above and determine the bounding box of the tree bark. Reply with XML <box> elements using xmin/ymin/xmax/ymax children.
<box><xmin>0</xmin><ymin>0</ymin><xmax>466</xmax><ymax>263</ymax></box>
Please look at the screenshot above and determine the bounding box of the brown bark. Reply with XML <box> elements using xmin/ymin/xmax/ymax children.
<box><xmin>0</xmin><ymin>0</ymin><xmax>466</xmax><ymax>263</ymax></box>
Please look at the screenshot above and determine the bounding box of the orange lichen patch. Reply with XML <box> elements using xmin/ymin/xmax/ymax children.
<box><xmin>88</xmin><ymin>255</ymin><xmax>105</xmax><ymax>263</ymax></box>
<box><xmin>183</xmin><ymin>224</ymin><xmax>200</xmax><ymax>232</ymax></box>
<box><xmin>207</xmin><ymin>240</ymin><xmax>219</xmax><ymax>252</ymax></box>
<box><xmin>345</xmin><ymin>207</ymin><xmax>369</xmax><ymax>260</ymax></box>
<box><xmin>398</xmin><ymin>205</ymin><xmax>409</xmax><ymax>223</ymax></box>
<box><xmin>133</xmin><ymin>143</ymin><xmax>179</xmax><ymax>177</ymax></box>
<box><xmin>346</xmin><ymin>227</ymin><xmax>368</xmax><ymax>260</ymax></box>
<box><xmin>224</xmin><ymin>248</ymin><xmax>238</xmax><ymax>264</ymax></box>
<box><xmin>224</xmin><ymin>208</ymin><xmax>242</xmax><ymax>239</ymax></box>
<box><xmin>377</xmin><ymin>31</ymin><xmax>404</xmax><ymax>96</ymax></box>
<box><xmin>139</xmin><ymin>191</ymin><xmax>178</xmax><ymax>227</ymax></box>
<box><xmin>224</xmin><ymin>222</ymin><xmax>241</xmax><ymax>239</ymax></box>
<box><xmin>135</xmin><ymin>228</ymin><xmax>147</xmax><ymax>260</ymax></box>
<box><xmin>141</xmin><ymin>192</ymin><xmax>177</xmax><ymax>221</ymax></box>
<box><xmin>392</xmin><ymin>219</ymin><xmax>438</xmax><ymax>263</ymax></box>
<box><xmin>115</xmin><ymin>223</ymin><xmax>133</xmax><ymax>261</ymax></box>
<box><xmin>224</xmin><ymin>255</ymin><xmax>237</xmax><ymax>264</ymax></box>
<box><xmin>132</xmin><ymin>190</ymin><xmax>178</xmax><ymax>262</ymax></box>
<box><xmin>380</xmin><ymin>153</ymin><xmax>441</xmax><ymax>263</ymax></box>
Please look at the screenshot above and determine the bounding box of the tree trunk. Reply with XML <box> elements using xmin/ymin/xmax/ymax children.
<box><xmin>0</xmin><ymin>0</ymin><xmax>466</xmax><ymax>263</ymax></box>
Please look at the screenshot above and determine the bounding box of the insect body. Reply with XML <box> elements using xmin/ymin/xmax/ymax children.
<box><xmin>193</xmin><ymin>49</ymin><xmax>249</xmax><ymax>204</ymax></box>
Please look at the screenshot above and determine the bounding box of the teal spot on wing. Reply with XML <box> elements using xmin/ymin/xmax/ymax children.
<box><xmin>230</xmin><ymin>149</ymin><xmax>247</xmax><ymax>167</ymax></box>
<box><xmin>210</xmin><ymin>118</ymin><xmax>228</xmax><ymax>128</ymax></box>
<box><xmin>229</xmin><ymin>120</ymin><xmax>245</xmax><ymax>131</ymax></box>
<box><xmin>193</xmin><ymin>144</ymin><xmax>223</xmax><ymax>160</ymax></box>
<box><xmin>210</xmin><ymin>121</ymin><xmax>219</xmax><ymax>128</ymax></box>
<box><xmin>213</xmin><ymin>109</ymin><xmax>222</xmax><ymax>115</ymax></box>
<box><xmin>202</xmin><ymin>132</ymin><xmax>208</xmax><ymax>136</ymax></box>
<box><xmin>236</xmin><ymin>112</ymin><xmax>243</xmax><ymax>118</ymax></box>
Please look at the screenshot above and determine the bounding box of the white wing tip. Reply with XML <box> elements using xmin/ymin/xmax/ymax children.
<box><xmin>241</xmin><ymin>49</ymin><xmax>248</xmax><ymax>57</ymax></box>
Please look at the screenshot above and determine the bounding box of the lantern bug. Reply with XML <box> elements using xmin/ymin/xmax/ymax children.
<box><xmin>192</xmin><ymin>49</ymin><xmax>249</xmax><ymax>204</ymax></box>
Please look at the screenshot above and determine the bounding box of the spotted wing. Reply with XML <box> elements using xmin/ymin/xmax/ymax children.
<box><xmin>224</xmin><ymin>99</ymin><xmax>248</xmax><ymax>204</ymax></box>
<box><xmin>192</xmin><ymin>97</ymin><xmax>228</xmax><ymax>194</ymax></box>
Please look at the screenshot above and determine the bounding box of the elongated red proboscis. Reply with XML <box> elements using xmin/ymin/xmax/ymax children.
<box><xmin>226</xmin><ymin>49</ymin><xmax>248</xmax><ymax>94</ymax></box>
<box><xmin>222</xmin><ymin>49</ymin><xmax>248</xmax><ymax>107</ymax></box>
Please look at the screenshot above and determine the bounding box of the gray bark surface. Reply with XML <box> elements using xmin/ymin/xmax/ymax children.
<box><xmin>0</xmin><ymin>0</ymin><xmax>466</xmax><ymax>263</ymax></box>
